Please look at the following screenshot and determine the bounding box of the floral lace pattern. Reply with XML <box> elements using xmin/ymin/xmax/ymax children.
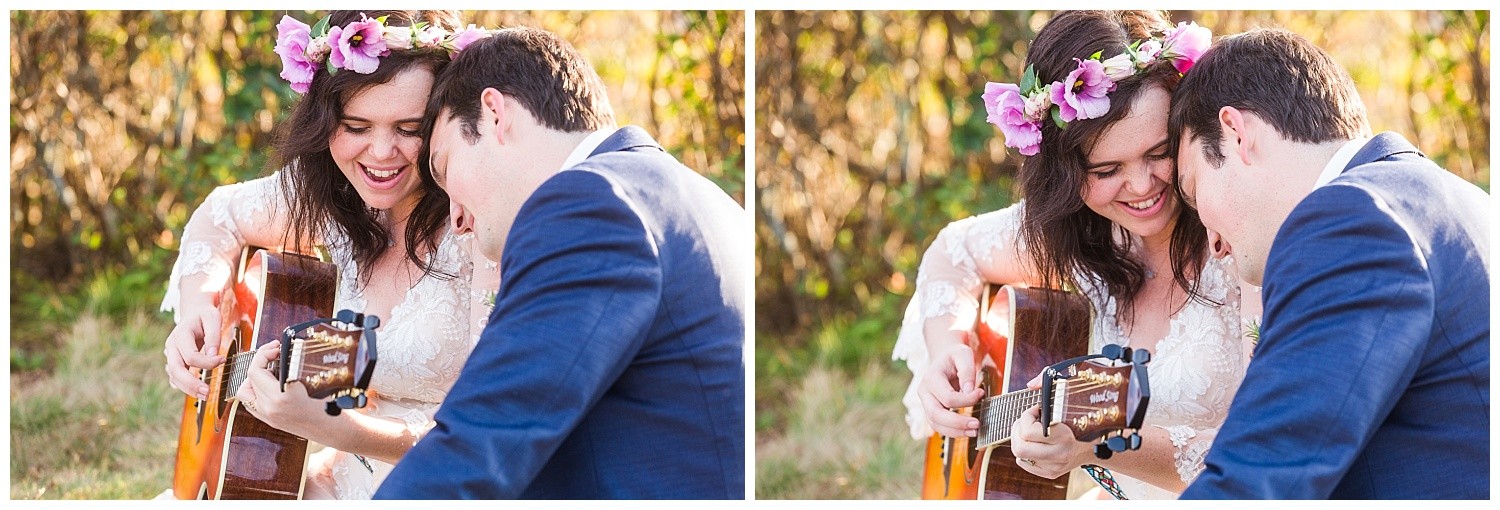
<box><xmin>161</xmin><ymin>172</ymin><xmax>498</xmax><ymax>499</ymax></box>
<box><xmin>893</xmin><ymin>201</ymin><xmax>1248</xmax><ymax>498</ymax></box>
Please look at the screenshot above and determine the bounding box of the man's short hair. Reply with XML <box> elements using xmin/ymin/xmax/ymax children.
<box><xmin>427</xmin><ymin>27</ymin><xmax>616</xmax><ymax>143</ymax></box>
<box><xmin>1169</xmin><ymin>28</ymin><xmax>1371</xmax><ymax>167</ymax></box>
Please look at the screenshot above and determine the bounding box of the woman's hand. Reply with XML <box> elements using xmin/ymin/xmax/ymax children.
<box><xmin>918</xmin><ymin>336</ymin><xmax>986</xmax><ymax>438</ymax></box>
<box><xmin>164</xmin><ymin>303</ymin><xmax>226</xmax><ymax>399</ymax></box>
<box><xmin>1008</xmin><ymin>373</ymin><xmax>1094</xmax><ymax>479</ymax></box>
<box><xmin>234</xmin><ymin>340</ymin><xmax>336</xmax><ymax>440</ymax></box>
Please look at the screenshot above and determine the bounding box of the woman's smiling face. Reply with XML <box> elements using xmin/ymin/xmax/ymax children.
<box><xmin>1079</xmin><ymin>84</ymin><xmax>1180</xmax><ymax>240</ymax></box>
<box><xmin>327</xmin><ymin>66</ymin><xmax>434</xmax><ymax>214</ymax></box>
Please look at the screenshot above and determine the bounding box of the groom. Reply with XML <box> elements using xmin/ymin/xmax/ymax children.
<box><xmin>373</xmin><ymin>27</ymin><xmax>746</xmax><ymax>498</ymax></box>
<box><xmin>1169</xmin><ymin>29</ymin><xmax>1489</xmax><ymax>499</ymax></box>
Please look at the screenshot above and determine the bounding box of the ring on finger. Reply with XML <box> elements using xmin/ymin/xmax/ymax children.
<box><xmin>1021</xmin><ymin>458</ymin><xmax>1037</xmax><ymax>467</ymax></box>
<box><xmin>243</xmin><ymin>399</ymin><xmax>256</xmax><ymax>411</ymax></box>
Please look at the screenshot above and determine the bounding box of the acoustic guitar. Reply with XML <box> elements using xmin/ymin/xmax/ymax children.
<box><xmin>170</xmin><ymin>248</ymin><xmax>379</xmax><ymax>499</ymax></box>
<box><xmin>920</xmin><ymin>284</ymin><xmax>1150</xmax><ymax>500</ymax></box>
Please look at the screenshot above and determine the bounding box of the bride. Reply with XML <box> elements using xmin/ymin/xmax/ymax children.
<box><xmin>893</xmin><ymin>10</ymin><xmax>1260</xmax><ymax>499</ymax></box>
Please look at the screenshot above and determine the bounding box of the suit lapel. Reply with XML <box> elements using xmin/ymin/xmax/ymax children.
<box><xmin>589</xmin><ymin>125</ymin><xmax>665</xmax><ymax>158</ymax></box>
<box><xmin>1343</xmin><ymin>131</ymin><xmax>1425</xmax><ymax>171</ymax></box>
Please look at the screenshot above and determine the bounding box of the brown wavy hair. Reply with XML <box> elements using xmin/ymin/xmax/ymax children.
<box><xmin>270</xmin><ymin>10</ymin><xmax>463</xmax><ymax>283</ymax></box>
<box><xmin>1014</xmin><ymin>10</ymin><xmax>1214</xmax><ymax>320</ymax></box>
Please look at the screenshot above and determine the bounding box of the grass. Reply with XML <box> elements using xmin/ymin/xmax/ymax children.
<box><xmin>755</xmin><ymin>361</ymin><xmax>925</xmax><ymax>499</ymax></box>
<box><xmin>10</xmin><ymin>309</ymin><xmax>179</xmax><ymax>499</ymax></box>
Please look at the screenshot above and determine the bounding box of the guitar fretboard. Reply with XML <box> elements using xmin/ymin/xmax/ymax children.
<box><xmin>974</xmin><ymin>388</ymin><xmax>1043</xmax><ymax>448</ymax></box>
<box><xmin>216</xmin><ymin>351</ymin><xmax>281</xmax><ymax>404</ymax></box>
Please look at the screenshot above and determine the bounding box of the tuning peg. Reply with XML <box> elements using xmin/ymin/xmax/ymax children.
<box><xmin>1133</xmin><ymin>349</ymin><xmax>1151</xmax><ymax>365</ymax></box>
<box><xmin>1106</xmin><ymin>435</ymin><xmax>1129</xmax><ymax>453</ymax></box>
<box><xmin>1101</xmin><ymin>344</ymin><xmax>1124</xmax><ymax>361</ymax></box>
<box><xmin>1128</xmin><ymin>432</ymin><xmax>1142</xmax><ymax>450</ymax></box>
<box><xmin>325</xmin><ymin>401</ymin><xmax>343</xmax><ymax>416</ymax></box>
<box><xmin>336</xmin><ymin>309</ymin><xmax>357</xmax><ymax>325</ymax></box>
<box><xmin>363</xmin><ymin>314</ymin><xmax>381</xmax><ymax>330</ymax></box>
<box><xmin>1094</xmin><ymin>443</ymin><xmax>1114</xmax><ymax>460</ymax></box>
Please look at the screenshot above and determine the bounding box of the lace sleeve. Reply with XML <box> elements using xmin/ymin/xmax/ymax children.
<box><xmin>160</xmin><ymin>171</ymin><xmax>296</xmax><ymax>321</ymax></box>
<box><xmin>1159</xmin><ymin>425</ymin><xmax>1216</xmax><ymax>484</ymax></box>
<box><xmin>892</xmin><ymin>200</ymin><xmax>1030</xmax><ymax>439</ymax></box>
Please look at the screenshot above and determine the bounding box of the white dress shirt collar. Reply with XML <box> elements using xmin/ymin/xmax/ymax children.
<box><xmin>1313</xmin><ymin>137</ymin><xmax>1371</xmax><ymax>189</ymax></box>
<box><xmin>560</xmin><ymin>128</ymin><xmax>619</xmax><ymax>172</ymax></box>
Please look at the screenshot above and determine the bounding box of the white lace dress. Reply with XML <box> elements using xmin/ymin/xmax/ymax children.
<box><xmin>161</xmin><ymin>172</ymin><xmax>499</xmax><ymax>499</ymax></box>
<box><xmin>892</xmin><ymin>201</ymin><xmax>1249</xmax><ymax>499</ymax></box>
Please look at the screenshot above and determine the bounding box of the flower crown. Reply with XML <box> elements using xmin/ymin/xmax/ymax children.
<box><xmin>275</xmin><ymin>13</ymin><xmax>493</xmax><ymax>94</ymax></box>
<box><xmin>982</xmin><ymin>21</ymin><xmax>1212</xmax><ymax>156</ymax></box>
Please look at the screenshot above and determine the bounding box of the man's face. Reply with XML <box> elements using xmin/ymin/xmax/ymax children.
<box><xmin>1177</xmin><ymin>128</ymin><xmax>1267</xmax><ymax>285</ymax></box>
<box><xmin>429</xmin><ymin>109</ymin><xmax>511</xmax><ymax>262</ymax></box>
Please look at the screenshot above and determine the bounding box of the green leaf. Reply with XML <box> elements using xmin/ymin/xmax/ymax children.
<box><xmin>375</xmin><ymin>15</ymin><xmax>389</xmax><ymax>25</ymax></box>
<box><xmin>326</xmin><ymin>60</ymin><xmax>339</xmax><ymax>75</ymax></box>
<box><xmin>1019</xmin><ymin>64</ymin><xmax>1037</xmax><ymax>94</ymax></box>
<box><xmin>1089</xmin><ymin>50</ymin><xmax>1103</xmax><ymax>60</ymax></box>
<box><xmin>311</xmin><ymin>14</ymin><xmax>332</xmax><ymax>37</ymax></box>
<box><xmin>1051</xmin><ymin>107</ymin><xmax>1068</xmax><ymax>130</ymax></box>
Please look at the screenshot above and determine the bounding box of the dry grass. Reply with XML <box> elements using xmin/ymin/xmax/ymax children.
<box><xmin>755</xmin><ymin>362</ymin><xmax>924</xmax><ymax>499</ymax></box>
<box><xmin>10</xmin><ymin>310</ymin><xmax>179</xmax><ymax>499</ymax></box>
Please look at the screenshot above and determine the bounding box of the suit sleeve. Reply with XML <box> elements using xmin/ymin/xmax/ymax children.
<box><xmin>1180</xmin><ymin>184</ymin><xmax>1433</xmax><ymax>499</ymax></box>
<box><xmin>374</xmin><ymin>170</ymin><xmax>662</xmax><ymax>499</ymax></box>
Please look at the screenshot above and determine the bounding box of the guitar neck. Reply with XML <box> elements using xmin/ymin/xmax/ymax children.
<box><xmin>974</xmin><ymin>387</ymin><xmax>1044</xmax><ymax>449</ymax></box>
<box><xmin>218</xmin><ymin>351</ymin><xmax>281</xmax><ymax>404</ymax></box>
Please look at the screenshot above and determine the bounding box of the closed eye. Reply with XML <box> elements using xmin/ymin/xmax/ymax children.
<box><xmin>1090</xmin><ymin>166</ymin><xmax>1120</xmax><ymax>178</ymax></box>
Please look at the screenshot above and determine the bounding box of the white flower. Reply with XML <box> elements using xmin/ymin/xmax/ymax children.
<box><xmin>306</xmin><ymin>35</ymin><xmax>331</xmax><ymax>61</ymax></box>
<box><xmin>382</xmin><ymin>26</ymin><xmax>414</xmax><ymax>50</ymax></box>
<box><xmin>1101</xmin><ymin>52</ymin><xmax>1136</xmax><ymax>81</ymax></box>
<box><xmin>1023</xmin><ymin>87</ymin><xmax>1053</xmax><ymax>120</ymax></box>
<box><xmin>416</xmin><ymin>26</ymin><xmax>445</xmax><ymax>47</ymax></box>
<box><xmin>1137</xmin><ymin>40</ymin><xmax>1163</xmax><ymax>60</ymax></box>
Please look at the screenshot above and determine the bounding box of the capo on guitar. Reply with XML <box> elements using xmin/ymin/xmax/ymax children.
<box><xmin>1037</xmin><ymin>344</ymin><xmax>1151</xmax><ymax>460</ymax></box>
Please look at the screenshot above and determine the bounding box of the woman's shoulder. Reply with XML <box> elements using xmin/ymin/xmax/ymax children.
<box><xmin>937</xmin><ymin>199</ymin><xmax>1027</xmax><ymax>241</ymax></box>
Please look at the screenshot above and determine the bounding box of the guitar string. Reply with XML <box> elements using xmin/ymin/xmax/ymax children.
<box><xmin>213</xmin><ymin>336</ymin><xmax>366</xmax><ymax>402</ymax></box>
<box><xmin>973</xmin><ymin>371</ymin><xmax>1133</xmax><ymax>443</ymax></box>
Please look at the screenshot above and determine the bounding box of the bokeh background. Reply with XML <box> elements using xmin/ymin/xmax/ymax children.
<box><xmin>9</xmin><ymin>10</ymin><xmax>744</xmax><ymax>499</ymax></box>
<box><xmin>754</xmin><ymin>10</ymin><xmax>1488</xmax><ymax>498</ymax></box>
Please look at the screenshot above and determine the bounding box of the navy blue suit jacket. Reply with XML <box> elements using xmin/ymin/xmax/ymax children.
<box><xmin>375</xmin><ymin>126</ymin><xmax>746</xmax><ymax>499</ymax></box>
<box><xmin>1182</xmin><ymin>132</ymin><xmax>1489</xmax><ymax>499</ymax></box>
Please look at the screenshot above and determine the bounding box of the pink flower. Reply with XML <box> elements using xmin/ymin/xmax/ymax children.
<box><xmin>274</xmin><ymin>15</ymin><xmax>316</xmax><ymax>93</ymax></box>
<box><xmin>328</xmin><ymin>15</ymin><xmax>389</xmax><ymax>74</ymax></box>
<box><xmin>448</xmin><ymin>25</ymin><xmax>490</xmax><ymax>53</ymax></box>
<box><xmin>982</xmin><ymin>82</ymin><xmax>1042</xmax><ymax>156</ymax></box>
<box><xmin>1050</xmin><ymin>58</ymin><xmax>1113</xmax><ymax>122</ymax></box>
<box><xmin>1162</xmin><ymin>21</ymin><xmax>1212</xmax><ymax>74</ymax></box>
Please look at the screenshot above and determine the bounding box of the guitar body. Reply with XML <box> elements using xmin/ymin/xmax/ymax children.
<box><xmin>920</xmin><ymin>285</ymin><xmax>1093</xmax><ymax>500</ymax></box>
<box><xmin>171</xmin><ymin>249</ymin><xmax>337</xmax><ymax>499</ymax></box>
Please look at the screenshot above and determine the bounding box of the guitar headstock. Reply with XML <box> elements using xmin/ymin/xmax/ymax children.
<box><xmin>1045</xmin><ymin>360</ymin><xmax>1146</xmax><ymax>442</ymax></box>
<box><xmin>1038</xmin><ymin>344</ymin><xmax>1150</xmax><ymax>461</ymax></box>
<box><xmin>279</xmin><ymin>310</ymin><xmax>379</xmax><ymax>403</ymax></box>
